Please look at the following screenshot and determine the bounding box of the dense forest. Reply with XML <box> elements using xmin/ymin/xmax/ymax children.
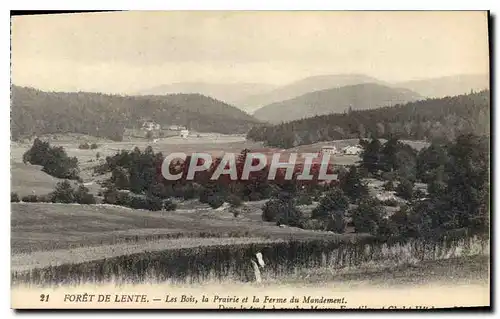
<box><xmin>11</xmin><ymin>85</ymin><xmax>262</xmax><ymax>141</ymax></box>
<box><xmin>247</xmin><ymin>90</ymin><xmax>490</xmax><ymax>148</ymax></box>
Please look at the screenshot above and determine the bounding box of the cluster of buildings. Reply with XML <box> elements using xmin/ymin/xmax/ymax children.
<box><xmin>141</xmin><ymin>120</ymin><xmax>189</xmax><ymax>138</ymax></box>
<box><xmin>320</xmin><ymin>144</ymin><xmax>363</xmax><ymax>156</ymax></box>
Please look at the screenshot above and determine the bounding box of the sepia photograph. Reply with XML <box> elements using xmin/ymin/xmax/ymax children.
<box><xmin>10</xmin><ymin>10</ymin><xmax>491</xmax><ymax>309</ymax></box>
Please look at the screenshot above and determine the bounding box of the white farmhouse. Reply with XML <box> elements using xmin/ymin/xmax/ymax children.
<box><xmin>343</xmin><ymin>145</ymin><xmax>363</xmax><ymax>155</ymax></box>
<box><xmin>180</xmin><ymin>129</ymin><xmax>189</xmax><ymax>138</ymax></box>
<box><xmin>142</xmin><ymin>121</ymin><xmax>161</xmax><ymax>131</ymax></box>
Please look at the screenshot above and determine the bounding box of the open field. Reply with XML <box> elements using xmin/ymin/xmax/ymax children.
<box><xmin>10</xmin><ymin>162</ymin><xmax>63</xmax><ymax>196</ymax></box>
<box><xmin>11</xmin><ymin>202</ymin><xmax>358</xmax><ymax>255</ymax></box>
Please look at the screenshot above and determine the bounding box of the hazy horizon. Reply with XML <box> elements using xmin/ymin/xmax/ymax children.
<box><xmin>11</xmin><ymin>11</ymin><xmax>489</xmax><ymax>95</ymax></box>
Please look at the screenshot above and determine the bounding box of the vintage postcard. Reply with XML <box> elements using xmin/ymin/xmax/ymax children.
<box><xmin>10</xmin><ymin>11</ymin><xmax>490</xmax><ymax>310</ymax></box>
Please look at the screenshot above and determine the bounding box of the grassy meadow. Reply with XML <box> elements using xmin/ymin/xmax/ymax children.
<box><xmin>11</xmin><ymin>134</ymin><xmax>487</xmax><ymax>290</ymax></box>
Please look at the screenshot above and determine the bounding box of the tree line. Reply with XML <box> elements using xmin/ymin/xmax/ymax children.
<box><xmin>247</xmin><ymin>90</ymin><xmax>489</xmax><ymax>148</ymax></box>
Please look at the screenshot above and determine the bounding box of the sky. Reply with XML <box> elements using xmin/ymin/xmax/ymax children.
<box><xmin>11</xmin><ymin>11</ymin><xmax>490</xmax><ymax>94</ymax></box>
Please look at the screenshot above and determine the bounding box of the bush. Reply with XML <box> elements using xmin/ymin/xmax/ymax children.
<box><xmin>163</xmin><ymin>199</ymin><xmax>177</xmax><ymax>211</ymax></box>
<box><xmin>382</xmin><ymin>180</ymin><xmax>395</xmax><ymax>191</ymax></box>
<box><xmin>350</xmin><ymin>197</ymin><xmax>385</xmax><ymax>235</ymax></box>
<box><xmin>128</xmin><ymin>195</ymin><xmax>149</xmax><ymax>210</ymax></box>
<box><xmin>111</xmin><ymin>167</ymin><xmax>130</xmax><ymax>190</ymax></box>
<box><xmin>78</xmin><ymin>142</ymin><xmax>90</xmax><ymax>150</ymax></box>
<box><xmin>115</xmin><ymin>191</ymin><xmax>131</xmax><ymax>206</ymax></box>
<box><xmin>103</xmin><ymin>186</ymin><xmax>120</xmax><ymax>204</ymax></box>
<box><xmin>146</xmin><ymin>196</ymin><xmax>164</xmax><ymax>211</ymax></box>
<box><xmin>90</xmin><ymin>143</ymin><xmax>99</xmax><ymax>150</ymax></box>
<box><xmin>248</xmin><ymin>192</ymin><xmax>263</xmax><ymax>201</ymax></box>
<box><xmin>262</xmin><ymin>197</ymin><xmax>303</xmax><ymax>227</ymax></box>
<box><xmin>295</xmin><ymin>193</ymin><xmax>313</xmax><ymax>206</ymax></box>
<box><xmin>262</xmin><ymin>199</ymin><xmax>282</xmax><ymax>222</ymax></box>
<box><xmin>50</xmin><ymin>180</ymin><xmax>75</xmax><ymax>203</ymax></box>
<box><xmin>311</xmin><ymin>188</ymin><xmax>349</xmax><ymax>219</ymax></box>
<box><xmin>21</xmin><ymin>195</ymin><xmax>38</xmax><ymax>203</ymax></box>
<box><xmin>301</xmin><ymin>219</ymin><xmax>328</xmax><ymax>231</ymax></box>
<box><xmin>36</xmin><ymin>194</ymin><xmax>52</xmax><ymax>203</ymax></box>
<box><xmin>74</xmin><ymin>184</ymin><xmax>96</xmax><ymax>204</ymax></box>
<box><xmin>395</xmin><ymin>178</ymin><xmax>414</xmax><ymax>200</ymax></box>
<box><xmin>326</xmin><ymin>212</ymin><xmax>347</xmax><ymax>233</ymax></box>
<box><xmin>276</xmin><ymin>205</ymin><xmax>304</xmax><ymax>228</ymax></box>
<box><xmin>207</xmin><ymin>194</ymin><xmax>225</xmax><ymax>209</ymax></box>
<box><xmin>11</xmin><ymin>192</ymin><xmax>20</xmax><ymax>203</ymax></box>
<box><xmin>227</xmin><ymin>194</ymin><xmax>243</xmax><ymax>207</ymax></box>
<box><xmin>338</xmin><ymin>165</ymin><xmax>369</xmax><ymax>202</ymax></box>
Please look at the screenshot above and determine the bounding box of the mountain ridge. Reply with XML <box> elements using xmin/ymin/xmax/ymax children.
<box><xmin>253</xmin><ymin>83</ymin><xmax>423</xmax><ymax>123</ymax></box>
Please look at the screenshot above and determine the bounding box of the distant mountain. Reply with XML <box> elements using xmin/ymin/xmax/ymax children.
<box><xmin>11</xmin><ymin>85</ymin><xmax>262</xmax><ymax>141</ymax></box>
<box><xmin>236</xmin><ymin>74</ymin><xmax>388</xmax><ymax>114</ymax></box>
<box><xmin>253</xmin><ymin>83</ymin><xmax>423</xmax><ymax>123</ymax></box>
<box><xmin>137</xmin><ymin>82</ymin><xmax>276</xmax><ymax>112</ymax></box>
<box><xmin>395</xmin><ymin>74</ymin><xmax>489</xmax><ymax>98</ymax></box>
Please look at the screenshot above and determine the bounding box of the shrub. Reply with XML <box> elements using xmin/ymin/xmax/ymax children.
<box><xmin>382</xmin><ymin>180</ymin><xmax>395</xmax><ymax>191</ymax></box>
<box><xmin>36</xmin><ymin>194</ymin><xmax>52</xmax><ymax>203</ymax></box>
<box><xmin>148</xmin><ymin>181</ymin><xmax>170</xmax><ymax>199</ymax></box>
<box><xmin>90</xmin><ymin>143</ymin><xmax>99</xmax><ymax>150</ymax></box>
<box><xmin>74</xmin><ymin>184</ymin><xmax>96</xmax><ymax>204</ymax></box>
<box><xmin>338</xmin><ymin>165</ymin><xmax>369</xmax><ymax>202</ymax></box>
<box><xmin>207</xmin><ymin>194</ymin><xmax>225</xmax><ymax>209</ymax></box>
<box><xmin>115</xmin><ymin>191</ymin><xmax>131</xmax><ymax>206</ymax></box>
<box><xmin>276</xmin><ymin>205</ymin><xmax>304</xmax><ymax>228</ymax></box>
<box><xmin>103</xmin><ymin>186</ymin><xmax>119</xmax><ymax>204</ymax></box>
<box><xmin>301</xmin><ymin>219</ymin><xmax>328</xmax><ymax>231</ymax></box>
<box><xmin>175</xmin><ymin>183</ymin><xmax>198</xmax><ymax>200</ymax></box>
<box><xmin>295</xmin><ymin>193</ymin><xmax>313</xmax><ymax>206</ymax></box>
<box><xmin>128</xmin><ymin>196</ymin><xmax>148</xmax><ymax>209</ymax></box>
<box><xmin>146</xmin><ymin>196</ymin><xmax>164</xmax><ymax>211</ymax></box>
<box><xmin>248</xmin><ymin>192</ymin><xmax>263</xmax><ymax>201</ymax></box>
<box><xmin>395</xmin><ymin>178</ymin><xmax>414</xmax><ymax>200</ymax></box>
<box><xmin>326</xmin><ymin>212</ymin><xmax>347</xmax><ymax>233</ymax></box>
<box><xmin>350</xmin><ymin>197</ymin><xmax>385</xmax><ymax>235</ymax></box>
<box><xmin>78</xmin><ymin>142</ymin><xmax>90</xmax><ymax>150</ymax></box>
<box><xmin>50</xmin><ymin>180</ymin><xmax>75</xmax><ymax>203</ymax></box>
<box><xmin>163</xmin><ymin>199</ymin><xmax>177</xmax><ymax>211</ymax></box>
<box><xmin>227</xmin><ymin>194</ymin><xmax>243</xmax><ymax>207</ymax></box>
<box><xmin>311</xmin><ymin>188</ymin><xmax>349</xmax><ymax>219</ymax></box>
<box><xmin>11</xmin><ymin>192</ymin><xmax>20</xmax><ymax>203</ymax></box>
<box><xmin>262</xmin><ymin>197</ymin><xmax>303</xmax><ymax>227</ymax></box>
<box><xmin>111</xmin><ymin>167</ymin><xmax>130</xmax><ymax>190</ymax></box>
<box><xmin>21</xmin><ymin>195</ymin><xmax>38</xmax><ymax>202</ymax></box>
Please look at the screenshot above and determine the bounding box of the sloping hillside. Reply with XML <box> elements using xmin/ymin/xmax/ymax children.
<box><xmin>236</xmin><ymin>74</ymin><xmax>387</xmax><ymax>113</ymax></box>
<box><xmin>247</xmin><ymin>90</ymin><xmax>490</xmax><ymax>148</ymax></box>
<box><xmin>395</xmin><ymin>74</ymin><xmax>489</xmax><ymax>98</ymax></box>
<box><xmin>11</xmin><ymin>86</ymin><xmax>262</xmax><ymax>140</ymax></box>
<box><xmin>138</xmin><ymin>82</ymin><xmax>276</xmax><ymax>111</ymax></box>
<box><xmin>253</xmin><ymin>83</ymin><xmax>423</xmax><ymax>123</ymax></box>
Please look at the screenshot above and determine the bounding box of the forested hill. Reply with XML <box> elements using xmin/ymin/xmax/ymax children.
<box><xmin>11</xmin><ymin>85</ymin><xmax>261</xmax><ymax>140</ymax></box>
<box><xmin>247</xmin><ymin>90</ymin><xmax>490</xmax><ymax>148</ymax></box>
<box><xmin>253</xmin><ymin>83</ymin><xmax>423</xmax><ymax>123</ymax></box>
